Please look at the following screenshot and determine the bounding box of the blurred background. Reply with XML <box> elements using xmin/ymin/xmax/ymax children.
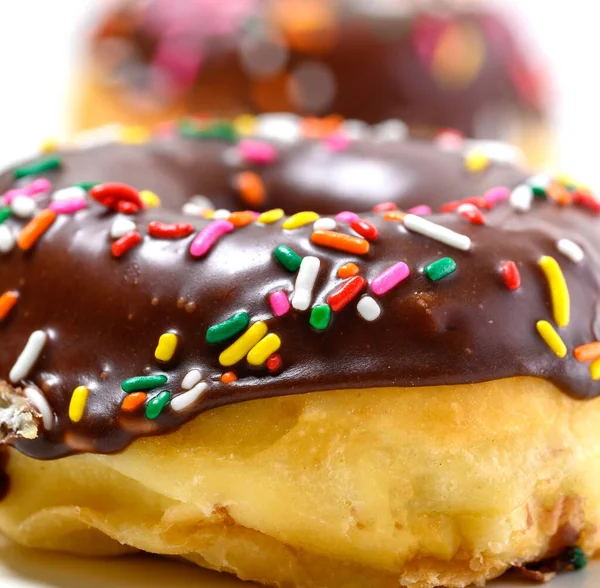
<box><xmin>0</xmin><ymin>0</ymin><xmax>597</xmax><ymax>183</ymax></box>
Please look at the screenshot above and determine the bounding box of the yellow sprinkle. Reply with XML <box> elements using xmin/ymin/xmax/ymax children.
<box><xmin>538</xmin><ymin>255</ymin><xmax>570</xmax><ymax>327</ymax></box>
<box><xmin>39</xmin><ymin>138</ymin><xmax>59</xmax><ymax>153</ymax></box>
<box><xmin>155</xmin><ymin>333</ymin><xmax>178</xmax><ymax>362</ymax></box>
<box><xmin>201</xmin><ymin>209</ymin><xmax>215</xmax><ymax>219</ymax></box>
<box><xmin>140</xmin><ymin>190</ymin><xmax>161</xmax><ymax>208</ymax></box>
<box><xmin>247</xmin><ymin>333</ymin><xmax>282</xmax><ymax>366</ymax></box>
<box><xmin>68</xmin><ymin>386</ymin><xmax>89</xmax><ymax>423</ymax></box>
<box><xmin>282</xmin><ymin>211</ymin><xmax>320</xmax><ymax>230</ymax></box>
<box><xmin>536</xmin><ymin>320</ymin><xmax>567</xmax><ymax>358</ymax></box>
<box><xmin>257</xmin><ymin>208</ymin><xmax>284</xmax><ymax>224</ymax></box>
<box><xmin>233</xmin><ymin>114</ymin><xmax>257</xmax><ymax>136</ymax></box>
<box><xmin>464</xmin><ymin>148</ymin><xmax>490</xmax><ymax>173</ymax></box>
<box><xmin>590</xmin><ymin>358</ymin><xmax>600</xmax><ymax>381</ymax></box>
<box><xmin>219</xmin><ymin>322</ymin><xmax>268</xmax><ymax>367</ymax></box>
<box><xmin>121</xmin><ymin>125</ymin><xmax>151</xmax><ymax>144</ymax></box>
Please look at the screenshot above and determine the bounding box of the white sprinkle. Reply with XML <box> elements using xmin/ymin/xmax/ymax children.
<box><xmin>23</xmin><ymin>386</ymin><xmax>54</xmax><ymax>430</ymax></box>
<box><xmin>171</xmin><ymin>382</ymin><xmax>208</xmax><ymax>412</ymax></box>
<box><xmin>313</xmin><ymin>218</ymin><xmax>336</xmax><ymax>231</ymax></box>
<box><xmin>10</xmin><ymin>330</ymin><xmax>47</xmax><ymax>383</ymax></box>
<box><xmin>0</xmin><ymin>225</ymin><xmax>15</xmax><ymax>253</ymax></box>
<box><xmin>110</xmin><ymin>217</ymin><xmax>136</xmax><ymax>239</ymax></box>
<box><xmin>341</xmin><ymin>119</ymin><xmax>370</xmax><ymax>141</ymax></box>
<box><xmin>182</xmin><ymin>203</ymin><xmax>203</xmax><ymax>216</ymax></box>
<box><xmin>373</xmin><ymin>119</ymin><xmax>408</xmax><ymax>142</ymax></box>
<box><xmin>357</xmin><ymin>296</ymin><xmax>381</xmax><ymax>321</ymax></box>
<box><xmin>291</xmin><ymin>256</ymin><xmax>320</xmax><ymax>311</ymax></box>
<box><xmin>255</xmin><ymin>113</ymin><xmax>302</xmax><ymax>143</ymax></box>
<box><xmin>11</xmin><ymin>195</ymin><xmax>36</xmax><ymax>219</ymax></box>
<box><xmin>403</xmin><ymin>214</ymin><xmax>471</xmax><ymax>251</ymax></box>
<box><xmin>528</xmin><ymin>174</ymin><xmax>552</xmax><ymax>189</ymax></box>
<box><xmin>181</xmin><ymin>369</ymin><xmax>202</xmax><ymax>390</ymax></box>
<box><xmin>52</xmin><ymin>186</ymin><xmax>87</xmax><ymax>201</ymax></box>
<box><xmin>509</xmin><ymin>184</ymin><xmax>533</xmax><ymax>212</ymax></box>
<box><xmin>222</xmin><ymin>147</ymin><xmax>243</xmax><ymax>167</ymax></box>
<box><xmin>557</xmin><ymin>238</ymin><xmax>584</xmax><ymax>264</ymax></box>
<box><xmin>191</xmin><ymin>195</ymin><xmax>215</xmax><ymax>209</ymax></box>
<box><xmin>463</xmin><ymin>139</ymin><xmax>524</xmax><ymax>164</ymax></box>
<box><xmin>213</xmin><ymin>209</ymin><xmax>232</xmax><ymax>220</ymax></box>
<box><xmin>72</xmin><ymin>124</ymin><xmax>123</xmax><ymax>149</ymax></box>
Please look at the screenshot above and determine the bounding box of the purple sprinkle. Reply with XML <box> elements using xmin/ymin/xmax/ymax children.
<box><xmin>190</xmin><ymin>220</ymin><xmax>234</xmax><ymax>257</ymax></box>
<box><xmin>483</xmin><ymin>186</ymin><xmax>510</xmax><ymax>205</ymax></box>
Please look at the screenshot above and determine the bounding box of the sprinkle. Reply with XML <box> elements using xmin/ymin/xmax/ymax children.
<box><xmin>311</xmin><ymin>230</ymin><xmax>370</xmax><ymax>255</ymax></box>
<box><xmin>573</xmin><ymin>190</ymin><xmax>600</xmax><ymax>213</ymax></box>
<box><xmin>257</xmin><ymin>208</ymin><xmax>284</xmax><ymax>224</ymax></box>
<box><xmin>323</xmin><ymin>133</ymin><xmax>350</xmax><ymax>151</ymax></box>
<box><xmin>357</xmin><ymin>296</ymin><xmax>381</xmax><ymax>321</ymax></box>
<box><xmin>110</xmin><ymin>217</ymin><xmax>136</xmax><ymax>239</ymax></box>
<box><xmin>48</xmin><ymin>197</ymin><xmax>87</xmax><ymax>215</ymax></box>
<box><xmin>235</xmin><ymin>171</ymin><xmax>266</xmax><ymax>208</ymax></box>
<box><xmin>538</xmin><ymin>256</ymin><xmax>570</xmax><ymax>328</ymax></box>
<box><xmin>89</xmin><ymin>182</ymin><xmax>144</xmax><ymax>214</ymax></box>
<box><xmin>148</xmin><ymin>221</ymin><xmax>193</xmax><ymax>239</ymax></box>
<box><xmin>283</xmin><ymin>211</ymin><xmax>320</xmax><ymax>230</ymax></box>
<box><xmin>14</xmin><ymin>155</ymin><xmax>61</xmax><ymax>179</ymax></box>
<box><xmin>181</xmin><ymin>369</ymin><xmax>202</xmax><ymax>390</ymax></box>
<box><xmin>291</xmin><ymin>256</ymin><xmax>320</xmax><ymax>311</ymax></box>
<box><xmin>238</xmin><ymin>139</ymin><xmax>278</xmax><ymax>165</ymax></box>
<box><xmin>112</xmin><ymin>230</ymin><xmax>142</xmax><ymax>258</ymax></box>
<box><xmin>373</xmin><ymin>119</ymin><xmax>408</xmax><ymax>141</ymax></box>
<box><xmin>17</xmin><ymin>209</ymin><xmax>56</xmax><ymax>251</ymax></box>
<box><xmin>0</xmin><ymin>225</ymin><xmax>15</xmax><ymax>253</ymax></box>
<box><xmin>9</xmin><ymin>330</ymin><xmax>47</xmax><ymax>382</ymax></box>
<box><xmin>440</xmin><ymin>200</ymin><xmax>461</xmax><ymax>213</ymax></box>
<box><xmin>247</xmin><ymin>334</ymin><xmax>282</xmax><ymax>366</ymax></box>
<box><xmin>23</xmin><ymin>386</ymin><xmax>54</xmax><ymax>430</ymax></box>
<box><xmin>313</xmin><ymin>218</ymin><xmax>336</xmax><ymax>231</ymax></box>
<box><xmin>206</xmin><ymin>312</ymin><xmax>250</xmax><ymax>344</ymax></box>
<box><xmin>384</xmin><ymin>210</ymin><xmax>406</xmax><ymax>221</ymax></box>
<box><xmin>155</xmin><ymin>333</ymin><xmax>178</xmax><ymax>362</ymax></box>
<box><xmin>121</xmin><ymin>125</ymin><xmax>151</xmax><ymax>144</ymax></box>
<box><xmin>40</xmin><ymin>138</ymin><xmax>59</xmax><ymax>153</ymax></box>
<box><xmin>483</xmin><ymin>186</ymin><xmax>510</xmax><ymax>206</ymax></box>
<box><xmin>556</xmin><ymin>239</ymin><xmax>584</xmax><ymax>264</ymax></box>
<box><xmin>574</xmin><ymin>342</ymin><xmax>600</xmax><ymax>363</ymax></box>
<box><xmin>464</xmin><ymin>149</ymin><xmax>490</xmax><ymax>173</ymax></box>
<box><xmin>233</xmin><ymin>114</ymin><xmax>257</xmax><ymax>136</ymax></box>
<box><xmin>546</xmin><ymin>183</ymin><xmax>572</xmax><ymax>206</ymax></box>
<box><xmin>11</xmin><ymin>195</ymin><xmax>36</xmax><ymax>219</ymax></box>
<box><xmin>590</xmin><ymin>359</ymin><xmax>600</xmax><ymax>381</ymax></box>
<box><xmin>407</xmin><ymin>205</ymin><xmax>432</xmax><ymax>216</ymax></box>
<box><xmin>309</xmin><ymin>304</ymin><xmax>332</xmax><ymax>331</ymax></box>
<box><xmin>509</xmin><ymin>184</ymin><xmax>533</xmax><ymax>212</ymax></box>
<box><xmin>189</xmin><ymin>220</ymin><xmax>234</xmax><ymax>257</ymax></box>
<box><xmin>267</xmin><ymin>354</ymin><xmax>282</xmax><ymax>372</ymax></box>
<box><xmin>219</xmin><ymin>321</ymin><xmax>268</xmax><ymax>366</ymax></box>
<box><xmin>68</xmin><ymin>386</ymin><xmax>89</xmax><ymax>423</ymax></box>
<box><xmin>338</xmin><ymin>263</ymin><xmax>359</xmax><ymax>278</ymax></box>
<box><xmin>121</xmin><ymin>374</ymin><xmax>167</xmax><ymax>393</ymax></box>
<box><xmin>373</xmin><ymin>202</ymin><xmax>396</xmax><ymax>213</ymax></box>
<box><xmin>371</xmin><ymin>262</ymin><xmax>410</xmax><ymax>295</ymax></box>
<box><xmin>0</xmin><ymin>206</ymin><xmax>11</xmax><ymax>224</ymax></box>
<box><xmin>274</xmin><ymin>245</ymin><xmax>302</xmax><ymax>271</ymax></box>
<box><xmin>499</xmin><ymin>261</ymin><xmax>521</xmax><ymax>290</ymax></box>
<box><xmin>424</xmin><ymin>257</ymin><xmax>457</xmax><ymax>281</ymax></box>
<box><xmin>536</xmin><ymin>320</ymin><xmax>567</xmax><ymax>358</ymax></box>
<box><xmin>139</xmin><ymin>190</ymin><xmax>161</xmax><ymax>208</ymax></box>
<box><xmin>335</xmin><ymin>211</ymin><xmax>359</xmax><ymax>223</ymax></box>
<box><xmin>171</xmin><ymin>382</ymin><xmax>208</xmax><ymax>411</ymax></box>
<box><xmin>213</xmin><ymin>209</ymin><xmax>231</xmax><ymax>220</ymax></box>
<box><xmin>327</xmin><ymin>276</ymin><xmax>366</xmax><ymax>311</ymax></box>
<box><xmin>121</xmin><ymin>392</ymin><xmax>147</xmax><ymax>412</ymax></box>
<box><xmin>75</xmin><ymin>181</ymin><xmax>100</xmax><ymax>191</ymax></box>
<box><xmin>221</xmin><ymin>372</ymin><xmax>238</xmax><ymax>384</ymax></box>
<box><xmin>4</xmin><ymin>178</ymin><xmax>51</xmax><ymax>204</ymax></box>
<box><xmin>350</xmin><ymin>218</ymin><xmax>378</xmax><ymax>240</ymax></box>
<box><xmin>403</xmin><ymin>214</ymin><xmax>471</xmax><ymax>251</ymax></box>
<box><xmin>182</xmin><ymin>202</ymin><xmax>207</xmax><ymax>217</ymax></box>
<box><xmin>0</xmin><ymin>291</ymin><xmax>19</xmax><ymax>320</ymax></box>
<box><xmin>269</xmin><ymin>291</ymin><xmax>290</xmax><ymax>317</ymax></box>
<box><xmin>145</xmin><ymin>391</ymin><xmax>171</xmax><ymax>420</ymax></box>
<box><xmin>229</xmin><ymin>210</ymin><xmax>257</xmax><ymax>227</ymax></box>
<box><xmin>457</xmin><ymin>203</ymin><xmax>485</xmax><ymax>225</ymax></box>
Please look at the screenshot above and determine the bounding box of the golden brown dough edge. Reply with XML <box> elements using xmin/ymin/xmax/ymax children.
<box><xmin>0</xmin><ymin>376</ymin><xmax>598</xmax><ymax>588</ymax></box>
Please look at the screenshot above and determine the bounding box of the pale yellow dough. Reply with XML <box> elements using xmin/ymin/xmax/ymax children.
<box><xmin>0</xmin><ymin>377</ymin><xmax>599</xmax><ymax>587</ymax></box>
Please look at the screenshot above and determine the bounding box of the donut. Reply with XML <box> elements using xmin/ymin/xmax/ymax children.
<box><xmin>76</xmin><ymin>0</ymin><xmax>551</xmax><ymax>164</ymax></box>
<box><xmin>0</xmin><ymin>122</ymin><xmax>598</xmax><ymax>588</ymax></box>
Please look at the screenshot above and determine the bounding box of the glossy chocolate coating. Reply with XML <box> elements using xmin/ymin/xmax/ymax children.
<box><xmin>0</xmin><ymin>134</ymin><xmax>598</xmax><ymax>461</ymax></box>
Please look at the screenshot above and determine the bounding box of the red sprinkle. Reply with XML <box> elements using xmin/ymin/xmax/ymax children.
<box><xmin>350</xmin><ymin>218</ymin><xmax>379</xmax><ymax>241</ymax></box>
<box><xmin>90</xmin><ymin>182</ymin><xmax>144</xmax><ymax>213</ymax></box>
<box><xmin>116</xmin><ymin>201</ymin><xmax>140</xmax><ymax>215</ymax></box>
<box><xmin>267</xmin><ymin>353</ymin><xmax>282</xmax><ymax>373</ymax></box>
<box><xmin>500</xmin><ymin>261</ymin><xmax>521</xmax><ymax>291</ymax></box>
<box><xmin>461</xmin><ymin>196</ymin><xmax>490</xmax><ymax>210</ymax></box>
<box><xmin>457</xmin><ymin>203</ymin><xmax>485</xmax><ymax>225</ymax></box>
<box><xmin>327</xmin><ymin>276</ymin><xmax>367</xmax><ymax>312</ymax></box>
<box><xmin>148</xmin><ymin>221</ymin><xmax>194</xmax><ymax>239</ymax></box>
<box><xmin>112</xmin><ymin>230</ymin><xmax>142</xmax><ymax>258</ymax></box>
<box><xmin>440</xmin><ymin>200</ymin><xmax>461</xmax><ymax>213</ymax></box>
<box><xmin>573</xmin><ymin>190</ymin><xmax>600</xmax><ymax>213</ymax></box>
<box><xmin>373</xmin><ymin>202</ymin><xmax>397</xmax><ymax>212</ymax></box>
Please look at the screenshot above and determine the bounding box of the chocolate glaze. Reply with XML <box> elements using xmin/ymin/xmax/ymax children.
<box><xmin>0</xmin><ymin>134</ymin><xmax>598</xmax><ymax>461</ymax></box>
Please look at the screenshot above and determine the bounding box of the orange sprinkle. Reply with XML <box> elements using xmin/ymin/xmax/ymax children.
<box><xmin>0</xmin><ymin>291</ymin><xmax>19</xmax><ymax>320</ymax></box>
<box><xmin>311</xmin><ymin>230</ymin><xmax>370</xmax><ymax>255</ymax></box>
<box><xmin>301</xmin><ymin>115</ymin><xmax>343</xmax><ymax>139</ymax></box>
<box><xmin>228</xmin><ymin>210</ymin><xmax>256</xmax><ymax>228</ymax></box>
<box><xmin>17</xmin><ymin>209</ymin><xmax>57</xmax><ymax>251</ymax></box>
<box><xmin>338</xmin><ymin>263</ymin><xmax>359</xmax><ymax>279</ymax></box>
<box><xmin>384</xmin><ymin>210</ymin><xmax>407</xmax><ymax>222</ymax></box>
<box><xmin>221</xmin><ymin>372</ymin><xmax>238</xmax><ymax>384</ymax></box>
<box><xmin>236</xmin><ymin>172</ymin><xmax>266</xmax><ymax>208</ymax></box>
<box><xmin>574</xmin><ymin>342</ymin><xmax>600</xmax><ymax>363</ymax></box>
<box><xmin>121</xmin><ymin>392</ymin><xmax>147</xmax><ymax>412</ymax></box>
<box><xmin>546</xmin><ymin>183</ymin><xmax>573</xmax><ymax>206</ymax></box>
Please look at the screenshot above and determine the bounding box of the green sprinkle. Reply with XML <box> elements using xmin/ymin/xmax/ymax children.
<box><xmin>145</xmin><ymin>391</ymin><xmax>171</xmax><ymax>420</ymax></box>
<box><xmin>75</xmin><ymin>181</ymin><xmax>100</xmax><ymax>191</ymax></box>
<box><xmin>531</xmin><ymin>185</ymin><xmax>547</xmax><ymax>198</ymax></box>
<box><xmin>310</xmin><ymin>304</ymin><xmax>332</xmax><ymax>331</ymax></box>
<box><xmin>0</xmin><ymin>206</ymin><xmax>11</xmax><ymax>224</ymax></box>
<box><xmin>564</xmin><ymin>546</ymin><xmax>587</xmax><ymax>570</ymax></box>
<box><xmin>121</xmin><ymin>374</ymin><xmax>168</xmax><ymax>393</ymax></box>
<box><xmin>206</xmin><ymin>311</ymin><xmax>250</xmax><ymax>344</ymax></box>
<box><xmin>424</xmin><ymin>257</ymin><xmax>457</xmax><ymax>281</ymax></box>
<box><xmin>274</xmin><ymin>245</ymin><xmax>302</xmax><ymax>272</ymax></box>
<box><xmin>14</xmin><ymin>155</ymin><xmax>62</xmax><ymax>180</ymax></box>
<box><xmin>179</xmin><ymin>119</ymin><xmax>238</xmax><ymax>143</ymax></box>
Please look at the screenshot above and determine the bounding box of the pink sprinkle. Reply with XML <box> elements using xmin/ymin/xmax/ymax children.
<box><xmin>239</xmin><ymin>140</ymin><xmax>278</xmax><ymax>165</ymax></box>
<box><xmin>269</xmin><ymin>291</ymin><xmax>290</xmax><ymax>317</ymax></box>
<box><xmin>407</xmin><ymin>204</ymin><xmax>432</xmax><ymax>216</ymax></box>
<box><xmin>48</xmin><ymin>198</ymin><xmax>88</xmax><ymax>215</ymax></box>
<box><xmin>3</xmin><ymin>178</ymin><xmax>51</xmax><ymax>204</ymax></box>
<box><xmin>483</xmin><ymin>186</ymin><xmax>510</xmax><ymax>206</ymax></box>
<box><xmin>335</xmin><ymin>211</ymin><xmax>359</xmax><ymax>223</ymax></box>
<box><xmin>371</xmin><ymin>262</ymin><xmax>410</xmax><ymax>296</ymax></box>
<box><xmin>373</xmin><ymin>202</ymin><xmax>397</xmax><ymax>212</ymax></box>
<box><xmin>189</xmin><ymin>220</ymin><xmax>234</xmax><ymax>257</ymax></box>
<box><xmin>323</xmin><ymin>133</ymin><xmax>350</xmax><ymax>152</ymax></box>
